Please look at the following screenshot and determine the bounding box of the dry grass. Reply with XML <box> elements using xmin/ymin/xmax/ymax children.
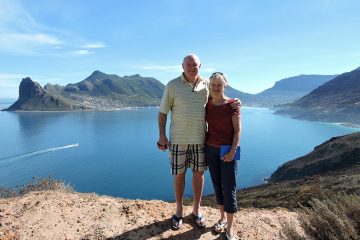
<box><xmin>283</xmin><ymin>193</ymin><xmax>360</xmax><ymax>240</ymax></box>
<box><xmin>212</xmin><ymin>165</ymin><xmax>360</xmax><ymax>210</ymax></box>
<box><xmin>0</xmin><ymin>177</ymin><xmax>73</xmax><ymax>199</ymax></box>
<box><xmin>0</xmin><ymin>187</ymin><xmax>17</xmax><ymax>198</ymax></box>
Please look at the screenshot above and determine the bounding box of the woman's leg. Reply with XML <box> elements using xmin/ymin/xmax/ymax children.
<box><xmin>205</xmin><ymin>145</ymin><xmax>224</xmax><ymax>219</ymax></box>
<box><xmin>226</xmin><ymin>212</ymin><xmax>235</xmax><ymax>237</ymax></box>
<box><xmin>221</xmin><ymin>160</ymin><xmax>237</xmax><ymax>237</ymax></box>
<box><xmin>219</xmin><ymin>204</ymin><xmax>226</xmax><ymax>223</ymax></box>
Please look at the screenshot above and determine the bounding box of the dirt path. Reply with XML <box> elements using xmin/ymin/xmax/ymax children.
<box><xmin>0</xmin><ymin>191</ymin><xmax>301</xmax><ymax>240</ymax></box>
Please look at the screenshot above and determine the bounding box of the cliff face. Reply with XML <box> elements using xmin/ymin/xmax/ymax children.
<box><xmin>6</xmin><ymin>77</ymin><xmax>74</xmax><ymax>111</ymax></box>
<box><xmin>225</xmin><ymin>74</ymin><xmax>337</xmax><ymax>107</ymax></box>
<box><xmin>276</xmin><ymin>68</ymin><xmax>360</xmax><ymax>125</ymax></box>
<box><xmin>269</xmin><ymin>132</ymin><xmax>360</xmax><ymax>183</ymax></box>
<box><xmin>252</xmin><ymin>74</ymin><xmax>337</xmax><ymax>107</ymax></box>
<box><xmin>19</xmin><ymin>77</ymin><xmax>46</xmax><ymax>99</ymax></box>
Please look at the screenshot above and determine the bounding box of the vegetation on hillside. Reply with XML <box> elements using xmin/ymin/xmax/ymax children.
<box><xmin>197</xmin><ymin>164</ymin><xmax>360</xmax><ymax>210</ymax></box>
<box><xmin>0</xmin><ymin>177</ymin><xmax>73</xmax><ymax>199</ymax></box>
<box><xmin>283</xmin><ymin>193</ymin><xmax>360</xmax><ymax>240</ymax></box>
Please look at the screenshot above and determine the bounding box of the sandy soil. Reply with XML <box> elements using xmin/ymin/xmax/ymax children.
<box><xmin>0</xmin><ymin>191</ymin><xmax>302</xmax><ymax>240</ymax></box>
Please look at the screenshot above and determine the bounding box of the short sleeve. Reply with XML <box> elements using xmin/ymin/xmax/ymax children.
<box><xmin>228</xmin><ymin>98</ymin><xmax>240</xmax><ymax>116</ymax></box>
<box><xmin>159</xmin><ymin>84</ymin><xmax>174</xmax><ymax>114</ymax></box>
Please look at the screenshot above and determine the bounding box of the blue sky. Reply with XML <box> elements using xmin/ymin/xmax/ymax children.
<box><xmin>0</xmin><ymin>0</ymin><xmax>359</xmax><ymax>98</ymax></box>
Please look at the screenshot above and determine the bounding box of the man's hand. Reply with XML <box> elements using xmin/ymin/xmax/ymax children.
<box><xmin>230</xmin><ymin>98</ymin><xmax>241</xmax><ymax>110</ymax></box>
<box><xmin>158</xmin><ymin>112</ymin><xmax>169</xmax><ymax>151</ymax></box>
<box><xmin>157</xmin><ymin>135</ymin><xmax>169</xmax><ymax>151</ymax></box>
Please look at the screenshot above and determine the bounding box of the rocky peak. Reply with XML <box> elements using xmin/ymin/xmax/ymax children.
<box><xmin>129</xmin><ymin>74</ymin><xmax>141</xmax><ymax>78</ymax></box>
<box><xmin>86</xmin><ymin>70</ymin><xmax>108</xmax><ymax>82</ymax></box>
<box><xmin>19</xmin><ymin>77</ymin><xmax>46</xmax><ymax>100</ymax></box>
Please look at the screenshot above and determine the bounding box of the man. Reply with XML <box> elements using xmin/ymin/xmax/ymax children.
<box><xmin>157</xmin><ymin>53</ymin><xmax>208</xmax><ymax>230</ymax></box>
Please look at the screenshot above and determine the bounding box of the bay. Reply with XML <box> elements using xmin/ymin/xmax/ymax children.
<box><xmin>0</xmin><ymin>107</ymin><xmax>358</xmax><ymax>200</ymax></box>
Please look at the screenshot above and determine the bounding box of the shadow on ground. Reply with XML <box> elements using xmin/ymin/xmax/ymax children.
<box><xmin>107</xmin><ymin>214</ymin><xmax>222</xmax><ymax>240</ymax></box>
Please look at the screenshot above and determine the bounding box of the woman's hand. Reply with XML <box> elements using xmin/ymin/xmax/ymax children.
<box><xmin>221</xmin><ymin>151</ymin><xmax>235</xmax><ymax>162</ymax></box>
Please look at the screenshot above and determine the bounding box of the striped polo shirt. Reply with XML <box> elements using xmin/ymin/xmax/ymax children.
<box><xmin>159</xmin><ymin>73</ymin><xmax>209</xmax><ymax>144</ymax></box>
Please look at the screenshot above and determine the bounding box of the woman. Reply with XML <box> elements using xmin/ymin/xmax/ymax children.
<box><xmin>205</xmin><ymin>72</ymin><xmax>241</xmax><ymax>240</ymax></box>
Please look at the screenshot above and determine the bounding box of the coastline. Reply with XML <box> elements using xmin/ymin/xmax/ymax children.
<box><xmin>2</xmin><ymin>104</ymin><xmax>358</xmax><ymax>129</ymax></box>
<box><xmin>1</xmin><ymin>105</ymin><xmax>159</xmax><ymax>113</ymax></box>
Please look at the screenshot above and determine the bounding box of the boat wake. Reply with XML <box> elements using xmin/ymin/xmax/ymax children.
<box><xmin>0</xmin><ymin>143</ymin><xmax>79</xmax><ymax>168</ymax></box>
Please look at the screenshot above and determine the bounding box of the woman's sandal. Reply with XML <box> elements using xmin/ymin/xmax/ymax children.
<box><xmin>225</xmin><ymin>229</ymin><xmax>236</xmax><ymax>240</ymax></box>
<box><xmin>171</xmin><ymin>214</ymin><xmax>183</xmax><ymax>230</ymax></box>
<box><xmin>192</xmin><ymin>212</ymin><xmax>206</xmax><ymax>229</ymax></box>
<box><xmin>213</xmin><ymin>220</ymin><xmax>228</xmax><ymax>234</ymax></box>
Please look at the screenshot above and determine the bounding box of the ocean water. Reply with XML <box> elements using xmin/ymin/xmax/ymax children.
<box><xmin>0</xmin><ymin>107</ymin><xmax>358</xmax><ymax>200</ymax></box>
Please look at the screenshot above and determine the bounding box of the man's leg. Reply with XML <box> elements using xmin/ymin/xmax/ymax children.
<box><xmin>174</xmin><ymin>172</ymin><xmax>186</xmax><ymax>217</ymax></box>
<box><xmin>192</xmin><ymin>169</ymin><xmax>204</xmax><ymax>215</ymax></box>
<box><xmin>169</xmin><ymin>144</ymin><xmax>187</xmax><ymax>218</ymax></box>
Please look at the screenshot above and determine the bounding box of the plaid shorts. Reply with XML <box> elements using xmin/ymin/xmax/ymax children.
<box><xmin>169</xmin><ymin>144</ymin><xmax>207</xmax><ymax>175</ymax></box>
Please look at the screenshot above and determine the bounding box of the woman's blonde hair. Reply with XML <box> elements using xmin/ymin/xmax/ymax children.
<box><xmin>209</xmin><ymin>72</ymin><xmax>228</xmax><ymax>86</ymax></box>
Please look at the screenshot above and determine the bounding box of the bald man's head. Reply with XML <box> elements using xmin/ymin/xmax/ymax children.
<box><xmin>183</xmin><ymin>54</ymin><xmax>201</xmax><ymax>65</ymax></box>
<box><xmin>182</xmin><ymin>54</ymin><xmax>201</xmax><ymax>82</ymax></box>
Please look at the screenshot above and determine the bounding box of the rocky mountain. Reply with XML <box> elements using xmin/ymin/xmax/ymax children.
<box><xmin>268</xmin><ymin>132</ymin><xmax>360</xmax><ymax>182</ymax></box>
<box><xmin>6</xmin><ymin>77</ymin><xmax>74</xmax><ymax>111</ymax></box>
<box><xmin>252</xmin><ymin>74</ymin><xmax>337</xmax><ymax>106</ymax></box>
<box><xmin>59</xmin><ymin>71</ymin><xmax>164</xmax><ymax>100</ymax></box>
<box><xmin>225</xmin><ymin>85</ymin><xmax>255</xmax><ymax>105</ymax></box>
<box><xmin>5</xmin><ymin>71</ymin><xmax>165</xmax><ymax>111</ymax></box>
<box><xmin>226</xmin><ymin>74</ymin><xmax>336</xmax><ymax>107</ymax></box>
<box><xmin>275</xmin><ymin>67</ymin><xmax>360</xmax><ymax>125</ymax></box>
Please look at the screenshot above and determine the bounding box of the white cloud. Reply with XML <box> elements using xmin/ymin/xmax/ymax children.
<box><xmin>0</xmin><ymin>0</ymin><xmax>38</xmax><ymax>31</ymax></box>
<box><xmin>0</xmin><ymin>32</ymin><xmax>62</xmax><ymax>54</ymax></box>
<box><xmin>80</xmin><ymin>42</ymin><xmax>106</xmax><ymax>49</ymax></box>
<box><xmin>70</xmin><ymin>49</ymin><xmax>94</xmax><ymax>56</ymax></box>
<box><xmin>0</xmin><ymin>0</ymin><xmax>63</xmax><ymax>54</ymax></box>
<box><xmin>132</xmin><ymin>64</ymin><xmax>181</xmax><ymax>72</ymax></box>
<box><xmin>0</xmin><ymin>0</ymin><xmax>103</xmax><ymax>55</ymax></box>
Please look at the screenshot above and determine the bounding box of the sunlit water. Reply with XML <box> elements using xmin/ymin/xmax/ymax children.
<box><xmin>0</xmin><ymin>106</ymin><xmax>357</xmax><ymax>200</ymax></box>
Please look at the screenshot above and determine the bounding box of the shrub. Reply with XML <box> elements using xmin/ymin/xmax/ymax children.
<box><xmin>284</xmin><ymin>193</ymin><xmax>360</xmax><ymax>240</ymax></box>
<box><xmin>0</xmin><ymin>187</ymin><xmax>17</xmax><ymax>198</ymax></box>
<box><xmin>0</xmin><ymin>177</ymin><xmax>73</xmax><ymax>198</ymax></box>
<box><xmin>19</xmin><ymin>176</ymin><xmax>74</xmax><ymax>195</ymax></box>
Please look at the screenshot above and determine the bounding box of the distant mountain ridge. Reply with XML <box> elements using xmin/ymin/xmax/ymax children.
<box><xmin>264</xmin><ymin>74</ymin><xmax>337</xmax><ymax>92</ymax></box>
<box><xmin>4</xmin><ymin>69</ymin><xmax>354</xmax><ymax>114</ymax></box>
<box><xmin>225</xmin><ymin>74</ymin><xmax>337</xmax><ymax>107</ymax></box>
<box><xmin>252</xmin><ymin>74</ymin><xmax>337</xmax><ymax>106</ymax></box>
<box><xmin>5</xmin><ymin>71</ymin><xmax>165</xmax><ymax>111</ymax></box>
<box><xmin>225</xmin><ymin>85</ymin><xmax>255</xmax><ymax>104</ymax></box>
<box><xmin>276</xmin><ymin>67</ymin><xmax>360</xmax><ymax>126</ymax></box>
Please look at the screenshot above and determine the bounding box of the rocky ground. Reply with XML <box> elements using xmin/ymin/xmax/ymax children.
<box><xmin>0</xmin><ymin>190</ymin><xmax>302</xmax><ymax>240</ymax></box>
